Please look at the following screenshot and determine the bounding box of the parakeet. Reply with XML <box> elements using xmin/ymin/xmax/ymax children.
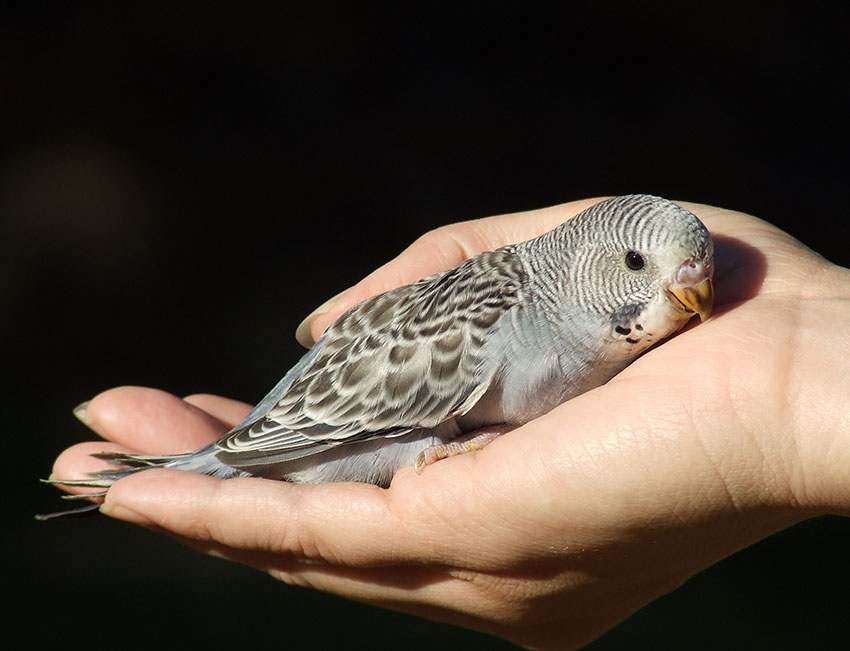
<box><xmin>42</xmin><ymin>194</ymin><xmax>713</xmax><ymax>517</ymax></box>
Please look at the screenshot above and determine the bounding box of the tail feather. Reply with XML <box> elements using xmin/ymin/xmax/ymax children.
<box><xmin>60</xmin><ymin>490</ymin><xmax>108</xmax><ymax>500</ymax></box>
<box><xmin>35</xmin><ymin>502</ymin><xmax>103</xmax><ymax>520</ymax></box>
<box><xmin>43</xmin><ymin>450</ymin><xmax>198</xmax><ymax>489</ymax></box>
<box><xmin>37</xmin><ymin>452</ymin><xmax>189</xmax><ymax>520</ymax></box>
<box><xmin>38</xmin><ymin>445</ymin><xmax>242</xmax><ymax>520</ymax></box>
<box><xmin>40</xmin><ymin>469</ymin><xmax>140</xmax><ymax>488</ymax></box>
<box><xmin>91</xmin><ymin>451</ymin><xmax>193</xmax><ymax>468</ymax></box>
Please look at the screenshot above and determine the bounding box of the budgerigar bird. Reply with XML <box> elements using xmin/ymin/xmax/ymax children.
<box><xmin>41</xmin><ymin>194</ymin><xmax>714</xmax><ymax>518</ymax></box>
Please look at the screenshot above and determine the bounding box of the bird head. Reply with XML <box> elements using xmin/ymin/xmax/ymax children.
<box><xmin>554</xmin><ymin>195</ymin><xmax>715</xmax><ymax>348</ymax></box>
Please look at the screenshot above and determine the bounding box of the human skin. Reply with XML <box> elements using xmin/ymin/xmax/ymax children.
<box><xmin>51</xmin><ymin>199</ymin><xmax>850</xmax><ymax>649</ymax></box>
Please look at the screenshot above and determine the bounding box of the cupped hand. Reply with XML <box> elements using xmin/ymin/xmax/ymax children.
<box><xmin>50</xmin><ymin>199</ymin><xmax>850</xmax><ymax>650</ymax></box>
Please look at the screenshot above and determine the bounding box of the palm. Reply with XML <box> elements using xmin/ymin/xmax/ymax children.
<box><xmin>50</xmin><ymin>201</ymin><xmax>850</xmax><ymax>650</ymax></box>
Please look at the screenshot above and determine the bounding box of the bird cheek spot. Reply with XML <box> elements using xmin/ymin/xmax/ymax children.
<box><xmin>625</xmin><ymin>337</ymin><xmax>640</xmax><ymax>344</ymax></box>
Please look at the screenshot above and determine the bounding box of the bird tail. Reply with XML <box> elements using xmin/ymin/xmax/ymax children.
<box><xmin>37</xmin><ymin>446</ymin><xmax>234</xmax><ymax>520</ymax></box>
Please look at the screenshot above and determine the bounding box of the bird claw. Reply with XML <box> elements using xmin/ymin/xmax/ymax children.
<box><xmin>413</xmin><ymin>425</ymin><xmax>516</xmax><ymax>474</ymax></box>
<box><xmin>414</xmin><ymin>445</ymin><xmax>447</xmax><ymax>474</ymax></box>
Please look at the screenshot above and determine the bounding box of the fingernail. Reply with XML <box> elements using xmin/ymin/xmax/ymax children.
<box><xmin>294</xmin><ymin>294</ymin><xmax>341</xmax><ymax>348</ymax></box>
<box><xmin>72</xmin><ymin>400</ymin><xmax>93</xmax><ymax>427</ymax></box>
<box><xmin>99</xmin><ymin>501</ymin><xmax>154</xmax><ymax>526</ymax></box>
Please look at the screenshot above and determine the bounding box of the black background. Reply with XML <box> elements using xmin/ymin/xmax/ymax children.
<box><xmin>6</xmin><ymin>3</ymin><xmax>849</xmax><ymax>649</ymax></box>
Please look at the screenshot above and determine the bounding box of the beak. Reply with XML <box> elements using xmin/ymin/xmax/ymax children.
<box><xmin>667</xmin><ymin>278</ymin><xmax>714</xmax><ymax>322</ymax></box>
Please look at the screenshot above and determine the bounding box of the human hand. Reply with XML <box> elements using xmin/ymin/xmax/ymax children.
<box><xmin>51</xmin><ymin>199</ymin><xmax>850</xmax><ymax>650</ymax></box>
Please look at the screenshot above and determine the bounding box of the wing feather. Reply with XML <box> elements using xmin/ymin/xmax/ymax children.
<box><xmin>215</xmin><ymin>248</ymin><xmax>526</xmax><ymax>468</ymax></box>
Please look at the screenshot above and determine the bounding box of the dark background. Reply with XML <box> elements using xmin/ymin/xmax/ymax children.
<box><xmin>5</xmin><ymin>3</ymin><xmax>848</xmax><ymax>649</ymax></box>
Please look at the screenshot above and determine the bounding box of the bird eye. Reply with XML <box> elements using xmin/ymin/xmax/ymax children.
<box><xmin>625</xmin><ymin>251</ymin><xmax>645</xmax><ymax>270</ymax></box>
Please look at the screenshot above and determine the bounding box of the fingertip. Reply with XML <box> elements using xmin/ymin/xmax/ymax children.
<box><xmin>294</xmin><ymin>315</ymin><xmax>317</xmax><ymax>348</ymax></box>
<box><xmin>99</xmin><ymin>500</ymin><xmax>154</xmax><ymax>526</ymax></box>
<box><xmin>49</xmin><ymin>441</ymin><xmax>130</xmax><ymax>496</ymax></box>
<box><xmin>72</xmin><ymin>400</ymin><xmax>92</xmax><ymax>426</ymax></box>
<box><xmin>83</xmin><ymin>386</ymin><xmax>165</xmax><ymax>438</ymax></box>
<box><xmin>295</xmin><ymin>291</ymin><xmax>347</xmax><ymax>348</ymax></box>
<box><xmin>52</xmin><ymin>441</ymin><xmax>123</xmax><ymax>475</ymax></box>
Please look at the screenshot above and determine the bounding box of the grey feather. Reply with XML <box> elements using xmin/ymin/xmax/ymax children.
<box><xmin>45</xmin><ymin>194</ymin><xmax>714</xmax><ymax>500</ymax></box>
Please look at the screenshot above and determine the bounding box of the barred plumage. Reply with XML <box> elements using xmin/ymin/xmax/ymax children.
<box><xmin>43</xmin><ymin>194</ymin><xmax>714</xmax><ymax>515</ymax></box>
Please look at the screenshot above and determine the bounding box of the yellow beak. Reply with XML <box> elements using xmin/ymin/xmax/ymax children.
<box><xmin>667</xmin><ymin>278</ymin><xmax>714</xmax><ymax>322</ymax></box>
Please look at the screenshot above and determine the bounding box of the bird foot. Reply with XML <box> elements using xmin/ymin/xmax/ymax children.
<box><xmin>414</xmin><ymin>425</ymin><xmax>516</xmax><ymax>474</ymax></box>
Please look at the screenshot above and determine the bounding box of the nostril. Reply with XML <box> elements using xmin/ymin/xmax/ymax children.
<box><xmin>676</xmin><ymin>259</ymin><xmax>708</xmax><ymax>284</ymax></box>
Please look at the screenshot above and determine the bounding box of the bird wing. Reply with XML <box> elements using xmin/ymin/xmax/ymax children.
<box><xmin>214</xmin><ymin>247</ymin><xmax>527</xmax><ymax>467</ymax></box>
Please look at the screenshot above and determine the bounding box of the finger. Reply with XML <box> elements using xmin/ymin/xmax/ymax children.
<box><xmin>94</xmin><ymin>437</ymin><xmax>678</xmax><ymax>642</ymax></box>
<box><xmin>102</xmin><ymin>470</ymin><xmax>410</xmax><ymax>560</ymax></box>
<box><xmin>104</xmin><ymin>473</ymin><xmax>508</xmax><ymax>615</ymax></box>
<box><xmin>299</xmin><ymin>198</ymin><xmax>602</xmax><ymax>346</ymax></box>
<box><xmin>81</xmin><ymin>386</ymin><xmax>231</xmax><ymax>453</ymax></box>
<box><xmin>99</xmin><ymin>467</ymin><xmax>549</xmax><ymax>626</ymax></box>
<box><xmin>183</xmin><ymin>393</ymin><xmax>253</xmax><ymax>429</ymax></box>
<box><xmin>99</xmin><ymin>442</ymin><xmax>557</xmax><ymax>569</ymax></box>
<box><xmin>100</xmin><ymin>468</ymin><xmax>493</xmax><ymax>568</ymax></box>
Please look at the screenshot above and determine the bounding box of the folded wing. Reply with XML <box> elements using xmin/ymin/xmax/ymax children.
<box><xmin>215</xmin><ymin>248</ymin><xmax>527</xmax><ymax>468</ymax></box>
